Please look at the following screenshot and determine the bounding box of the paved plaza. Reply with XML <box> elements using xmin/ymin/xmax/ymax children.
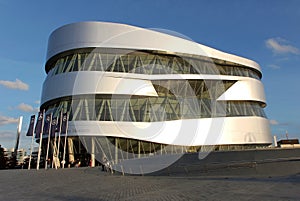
<box><xmin>0</xmin><ymin>168</ymin><xmax>299</xmax><ymax>201</ymax></box>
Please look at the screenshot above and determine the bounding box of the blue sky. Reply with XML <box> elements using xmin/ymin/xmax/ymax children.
<box><xmin>0</xmin><ymin>0</ymin><xmax>300</xmax><ymax>149</ymax></box>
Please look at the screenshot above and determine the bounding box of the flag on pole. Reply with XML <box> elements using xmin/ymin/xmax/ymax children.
<box><xmin>36</xmin><ymin>110</ymin><xmax>45</xmax><ymax>170</ymax></box>
<box><xmin>26</xmin><ymin>115</ymin><xmax>35</xmax><ymax>136</ymax></box>
<box><xmin>61</xmin><ymin>112</ymin><xmax>68</xmax><ymax>169</ymax></box>
<box><xmin>45</xmin><ymin>113</ymin><xmax>52</xmax><ymax>169</ymax></box>
<box><xmin>43</xmin><ymin>114</ymin><xmax>52</xmax><ymax>135</ymax></box>
<box><xmin>61</xmin><ymin>112</ymin><xmax>68</xmax><ymax>134</ymax></box>
<box><xmin>56</xmin><ymin>112</ymin><xmax>62</xmax><ymax>133</ymax></box>
<box><xmin>50</xmin><ymin>116</ymin><xmax>58</xmax><ymax>138</ymax></box>
<box><xmin>35</xmin><ymin>111</ymin><xmax>44</xmax><ymax>138</ymax></box>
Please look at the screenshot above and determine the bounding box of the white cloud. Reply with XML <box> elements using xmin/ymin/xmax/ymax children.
<box><xmin>0</xmin><ymin>115</ymin><xmax>19</xmax><ymax>126</ymax></box>
<box><xmin>16</xmin><ymin>103</ymin><xmax>39</xmax><ymax>113</ymax></box>
<box><xmin>34</xmin><ymin>100</ymin><xmax>41</xmax><ymax>104</ymax></box>
<box><xmin>267</xmin><ymin>64</ymin><xmax>281</xmax><ymax>69</ymax></box>
<box><xmin>0</xmin><ymin>130</ymin><xmax>15</xmax><ymax>140</ymax></box>
<box><xmin>0</xmin><ymin>130</ymin><xmax>17</xmax><ymax>148</ymax></box>
<box><xmin>269</xmin><ymin>119</ymin><xmax>279</xmax><ymax>125</ymax></box>
<box><xmin>0</xmin><ymin>79</ymin><xmax>29</xmax><ymax>91</ymax></box>
<box><xmin>265</xmin><ymin>38</ymin><xmax>300</xmax><ymax>55</ymax></box>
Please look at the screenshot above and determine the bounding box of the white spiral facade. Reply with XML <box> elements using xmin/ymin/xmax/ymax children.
<box><xmin>41</xmin><ymin>21</ymin><xmax>272</xmax><ymax>148</ymax></box>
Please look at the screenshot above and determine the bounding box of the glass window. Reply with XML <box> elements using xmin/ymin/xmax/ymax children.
<box><xmin>46</xmin><ymin>48</ymin><xmax>262</xmax><ymax>80</ymax></box>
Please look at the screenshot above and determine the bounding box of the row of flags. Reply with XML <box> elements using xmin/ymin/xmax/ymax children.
<box><xmin>26</xmin><ymin>111</ymin><xmax>68</xmax><ymax>138</ymax></box>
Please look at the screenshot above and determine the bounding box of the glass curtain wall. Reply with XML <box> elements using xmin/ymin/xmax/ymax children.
<box><xmin>46</xmin><ymin>48</ymin><xmax>261</xmax><ymax>79</ymax></box>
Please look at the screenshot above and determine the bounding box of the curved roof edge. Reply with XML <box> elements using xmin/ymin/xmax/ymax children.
<box><xmin>46</xmin><ymin>21</ymin><xmax>261</xmax><ymax>72</ymax></box>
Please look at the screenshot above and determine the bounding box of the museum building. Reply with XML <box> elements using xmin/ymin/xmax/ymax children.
<box><xmin>40</xmin><ymin>22</ymin><xmax>272</xmax><ymax>166</ymax></box>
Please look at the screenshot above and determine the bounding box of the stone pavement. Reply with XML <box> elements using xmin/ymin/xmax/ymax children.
<box><xmin>0</xmin><ymin>168</ymin><xmax>299</xmax><ymax>201</ymax></box>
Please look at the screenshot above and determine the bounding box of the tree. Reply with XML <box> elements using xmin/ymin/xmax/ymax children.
<box><xmin>0</xmin><ymin>145</ymin><xmax>6</xmax><ymax>169</ymax></box>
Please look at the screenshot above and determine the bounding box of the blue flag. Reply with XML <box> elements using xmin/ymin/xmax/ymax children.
<box><xmin>43</xmin><ymin>113</ymin><xmax>52</xmax><ymax>136</ymax></box>
<box><xmin>35</xmin><ymin>111</ymin><xmax>44</xmax><ymax>138</ymax></box>
<box><xmin>50</xmin><ymin>117</ymin><xmax>58</xmax><ymax>138</ymax></box>
<box><xmin>56</xmin><ymin>113</ymin><xmax>61</xmax><ymax>133</ymax></box>
<box><xmin>26</xmin><ymin>115</ymin><xmax>35</xmax><ymax>136</ymax></box>
<box><xmin>61</xmin><ymin>112</ymin><xmax>68</xmax><ymax>134</ymax></box>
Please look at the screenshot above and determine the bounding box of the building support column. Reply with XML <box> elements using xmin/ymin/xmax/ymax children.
<box><xmin>91</xmin><ymin>137</ymin><xmax>95</xmax><ymax>167</ymax></box>
<box><xmin>115</xmin><ymin>138</ymin><xmax>118</xmax><ymax>164</ymax></box>
<box><xmin>138</xmin><ymin>141</ymin><xmax>141</xmax><ymax>158</ymax></box>
<box><xmin>126</xmin><ymin>139</ymin><xmax>129</xmax><ymax>159</ymax></box>
<box><xmin>68</xmin><ymin>138</ymin><xmax>75</xmax><ymax>165</ymax></box>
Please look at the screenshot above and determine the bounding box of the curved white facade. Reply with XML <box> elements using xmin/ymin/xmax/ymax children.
<box><xmin>41</xmin><ymin>21</ymin><xmax>272</xmax><ymax>149</ymax></box>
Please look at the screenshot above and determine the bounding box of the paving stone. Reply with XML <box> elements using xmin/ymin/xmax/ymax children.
<box><xmin>0</xmin><ymin>168</ymin><xmax>299</xmax><ymax>201</ymax></box>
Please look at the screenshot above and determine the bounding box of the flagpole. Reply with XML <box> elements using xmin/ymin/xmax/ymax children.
<box><xmin>13</xmin><ymin>116</ymin><xmax>23</xmax><ymax>168</ymax></box>
<box><xmin>28</xmin><ymin>134</ymin><xmax>34</xmax><ymax>170</ymax></box>
<box><xmin>51</xmin><ymin>117</ymin><xmax>58</xmax><ymax>169</ymax></box>
<box><xmin>56</xmin><ymin>111</ymin><xmax>62</xmax><ymax>169</ymax></box>
<box><xmin>56</xmin><ymin>131</ymin><xmax>61</xmax><ymax>169</ymax></box>
<box><xmin>36</xmin><ymin>110</ymin><xmax>45</xmax><ymax>170</ymax></box>
<box><xmin>45</xmin><ymin>113</ymin><xmax>52</xmax><ymax>169</ymax></box>
<box><xmin>62</xmin><ymin>134</ymin><xmax>67</xmax><ymax>169</ymax></box>
<box><xmin>26</xmin><ymin>115</ymin><xmax>35</xmax><ymax>170</ymax></box>
<box><xmin>62</xmin><ymin>113</ymin><xmax>68</xmax><ymax>169</ymax></box>
<box><xmin>52</xmin><ymin>130</ymin><xmax>57</xmax><ymax>169</ymax></box>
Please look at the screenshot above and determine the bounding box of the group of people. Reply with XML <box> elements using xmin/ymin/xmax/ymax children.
<box><xmin>47</xmin><ymin>155</ymin><xmax>113</xmax><ymax>174</ymax></box>
<box><xmin>70</xmin><ymin>156</ymin><xmax>113</xmax><ymax>174</ymax></box>
<box><xmin>101</xmin><ymin>156</ymin><xmax>113</xmax><ymax>173</ymax></box>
